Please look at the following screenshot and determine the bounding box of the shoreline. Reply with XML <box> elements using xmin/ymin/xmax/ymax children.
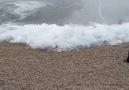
<box><xmin>0</xmin><ymin>42</ymin><xmax>129</xmax><ymax>90</ymax></box>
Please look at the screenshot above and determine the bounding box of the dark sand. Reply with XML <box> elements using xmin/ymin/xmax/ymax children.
<box><xmin>0</xmin><ymin>42</ymin><xmax>129</xmax><ymax>90</ymax></box>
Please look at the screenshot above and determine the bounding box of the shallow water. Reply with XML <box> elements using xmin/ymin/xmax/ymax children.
<box><xmin>0</xmin><ymin>0</ymin><xmax>129</xmax><ymax>51</ymax></box>
<box><xmin>0</xmin><ymin>0</ymin><xmax>129</xmax><ymax>25</ymax></box>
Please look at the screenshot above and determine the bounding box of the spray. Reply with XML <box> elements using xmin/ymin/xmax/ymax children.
<box><xmin>98</xmin><ymin>0</ymin><xmax>107</xmax><ymax>24</ymax></box>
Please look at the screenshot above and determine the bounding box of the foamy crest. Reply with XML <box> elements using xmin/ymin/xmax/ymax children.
<box><xmin>0</xmin><ymin>23</ymin><xmax>129</xmax><ymax>51</ymax></box>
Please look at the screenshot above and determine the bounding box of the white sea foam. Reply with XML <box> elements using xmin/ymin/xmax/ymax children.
<box><xmin>1</xmin><ymin>1</ymin><xmax>51</xmax><ymax>19</ymax></box>
<box><xmin>0</xmin><ymin>23</ymin><xmax>129</xmax><ymax>51</ymax></box>
<box><xmin>13</xmin><ymin>1</ymin><xmax>49</xmax><ymax>19</ymax></box>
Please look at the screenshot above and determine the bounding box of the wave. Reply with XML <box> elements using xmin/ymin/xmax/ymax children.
<box><xmin>0</xmin><ymin>23</ymin><xmax>129</xmax><ymax>51</ymax></box>
<box><xmin>0</xmin><ymin>1</ymin><xmax>52</xmax><ymax>23</ymax></box>
<box><xmin>0</xmin><ymin>0</ymin><xmax>82</xmax><ymax>25</ymax></box>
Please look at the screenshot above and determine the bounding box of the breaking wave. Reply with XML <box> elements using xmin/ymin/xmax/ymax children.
<box><xmin>0</xmin><ymin>23</ymin><xmax>129</xmax><ymax>51</ymax></box>
<box><xmin>0</xmin><ymin>0</ymin><xmax>129</xmax><ymax>52</ymax></box>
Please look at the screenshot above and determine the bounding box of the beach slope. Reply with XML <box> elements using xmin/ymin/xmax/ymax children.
<box><xmin>0</xmin><ymin>42</ymin><xmax>129</xmax><ymax>90</ymax></box>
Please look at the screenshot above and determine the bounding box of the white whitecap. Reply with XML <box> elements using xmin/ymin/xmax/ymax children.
<box><xmin>0</xmin><ymin>23</ymin><xmax>129</xmax><ymax>51</ymax></box>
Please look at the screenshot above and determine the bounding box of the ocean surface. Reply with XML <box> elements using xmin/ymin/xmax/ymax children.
<box><xmin>0</xmin><ymin>0</ymin><xmax>129</xmax><ymax>51</ymax></box>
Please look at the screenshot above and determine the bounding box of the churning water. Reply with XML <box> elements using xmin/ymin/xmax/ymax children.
<box><xmin>0</xmin><ymin>0</ymin><xmax>129</xmax><ymax>51</ymax></box>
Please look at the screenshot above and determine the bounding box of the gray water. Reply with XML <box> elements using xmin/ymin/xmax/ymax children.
<box><xmin>0</xmin><ymin>0</ymin><xmax>129</xmax><ymax>25</ymax></box>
